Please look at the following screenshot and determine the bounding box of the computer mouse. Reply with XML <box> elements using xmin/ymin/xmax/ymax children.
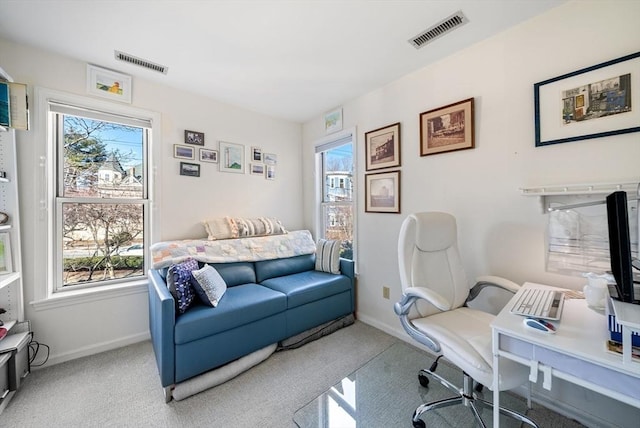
<box><xmin>523</xmin><ymin>318</ymin><xmax>556</xmax><ymax>334</ymax></box>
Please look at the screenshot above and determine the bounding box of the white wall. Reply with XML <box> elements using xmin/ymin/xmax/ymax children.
<box><xmin>0</xmin><ymin>39</ymin><xmax>303</xmax><ymax>364</ymax></box>
<box><xmin>302</xmin><ymin>1</ymin><xmax>640</xmax><ymax>426</ymax></box>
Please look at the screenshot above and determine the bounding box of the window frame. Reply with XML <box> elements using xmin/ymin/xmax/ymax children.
<box><xmin>31</xmin><ymin>88</ymin><xmax>161</xmax><ymax>309</ymax></box>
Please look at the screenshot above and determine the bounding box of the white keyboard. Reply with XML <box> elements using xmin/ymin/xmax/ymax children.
<box><xmin>510</xmin><ymin>288</ymin><xmax>565</xmax><ymax>321</ymax></box>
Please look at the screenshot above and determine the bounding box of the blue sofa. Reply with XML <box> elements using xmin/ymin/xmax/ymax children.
<box><xmin>148</xmin><ymin>253</ymin><xmax>355</xmax><ymax>401</ymax></box>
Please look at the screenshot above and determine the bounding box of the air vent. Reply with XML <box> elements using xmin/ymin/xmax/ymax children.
<box><xmin>114</xmin><ymin>50</ymin><xmax>168</xmax><ymax>74</ymax></box>
<box><xmin>409</xmin><ymin>11</ymin><xmax>469</xmax><ymax>49</ymax></box>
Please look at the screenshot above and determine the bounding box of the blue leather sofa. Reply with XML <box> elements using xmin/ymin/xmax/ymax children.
<box><xmin>148</xmin><ymin>253</ymin><xmax>355</xmax><ymax>401</ymax></box>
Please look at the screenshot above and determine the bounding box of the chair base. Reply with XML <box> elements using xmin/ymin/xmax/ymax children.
<box><xmin>412</xmin><ymin>368</ymin><xmax>538</xmax><ymax>428</ymax></box>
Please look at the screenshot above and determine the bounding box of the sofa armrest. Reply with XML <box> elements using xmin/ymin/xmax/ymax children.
<box><xmin>339</xmin><ymin>258</ymin><xmax>355</xmax><ymax>281</ymax></box>
<box><xmin>148</xmin><ymin>269</ymin><xmax>176</xmax><ymax>388</ymax></box>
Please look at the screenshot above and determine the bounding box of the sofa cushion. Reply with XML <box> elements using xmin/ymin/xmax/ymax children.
<box><xmin>167</xmin><ymin>258</ymin><xmax>199</xmax><ymax>314</ymax></box>
<box><xmin>255</xmin><ymin>254</ymin><xmax>315</xmax><ymax>283</ymax></box>
<box><xmin>260</xmin><ymin>271</ymin><xmax>352</xmax><ymax>309</ymax></box>
<box><xmin>191</xmin><ymin>265</ymin><xmax>227</xmax><ymax>307</ymax></box>
<box><xmin>174</xmin><ymin>283</ymin><xmax>286</xmax><ymax>344</ymax></box>
<box><xmin>205</xmin><ymin>261</ymin><xmax>256</xmax><ymax>287</ymax></box>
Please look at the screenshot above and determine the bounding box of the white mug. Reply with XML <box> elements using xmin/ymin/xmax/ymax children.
<box><xmin>583</xmin><ymin>277</ymin><xmax>608</xmax><ymax>309</ymax></box>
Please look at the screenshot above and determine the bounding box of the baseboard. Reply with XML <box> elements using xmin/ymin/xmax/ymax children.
<box><xmin>33</xmin><ymin>331</ymin><xmax>150</xmax><ymax>369</ymax></box>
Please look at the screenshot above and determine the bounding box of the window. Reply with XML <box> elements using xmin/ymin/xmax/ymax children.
<box><xmin>43</xmin><ymin>97</ymin><xmax>155</xmax><ymax>294</ymax></box>
<box><xmin>316</xmin><ymin>133</ymin><xmax>355</xmax><ymax>260</ymax></box>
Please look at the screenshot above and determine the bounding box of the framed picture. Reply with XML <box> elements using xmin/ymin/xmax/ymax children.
<box><xmin>174</xmin><ymin>144</ymin><xmax>194</xmax><ymax>160</ymax></box>
<box><xmin>199</xmin><ymin>148</ymin><xmax>218</xmax><ymax>163</ymax></box>
<box><xmin>219</xmin><ymin>141</ymin><xmax>245</xmax><ymax>174</ymax></box>
<box><xmin>420</xmin><ymin>98</ymin><xmax>474</xmax><ymax>156</ymax></box>
<box><xmin>365</xmin><ymin>122</ymin><xmax>401</xmax><ymax>171</ymax></box>
<box><xmin>266</xmin><ymin>165</ymin><xmax>276</xmax><ymax>180</ymax></box>
<box><xmin>365</xmin><ymin>170</ymin><xmax>401</xmax><ymax>214</ymax></box>
<box><xmin>324</xmin><ymin>107</ymin><xmax>343</xmax><ymax>134</ymax></box>
<box><xmin>0</xmin><ymin>232</ymin><xmax>12</xmax><ymax>273</ymax></box>
<box><xmin>250</xmin><ymin>163</ymin><xmax>265</xmax><ymax>176</ymax></box>
<box><xmin>264</xmin><ymin>153</ymin><xmax>278</xmax><ymax>165</ymax></box>
<box><xmin>185</xmin><ymin>130</ymin><xmax>205</xmax><ymax>146</ymax></box>
<box><xmin>179</xmin><ymin>162</ymin><xmax>200</xmax><ymax>177</ymax></box>
<box><xmin>251</xmin><ymin>146</ymin><xmax>262</xmax><ymax>162</ymax></box>
<box><xmin>86</xmin><ymin>64</ymin><xmax>132</xmax><ymax>104</ymax></box>
<box><xmin>534</xmin><ymin>51</ymin><xmax>640</xmax><ymax>147</ymax></box>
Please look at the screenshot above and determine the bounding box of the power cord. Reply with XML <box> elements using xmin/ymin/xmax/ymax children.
<box><xmin>28</xmin><ymin>332</ymin><xmax>50</xmax><ymax>367</ymax></box>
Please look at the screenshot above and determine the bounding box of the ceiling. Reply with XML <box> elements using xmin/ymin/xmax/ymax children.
<box><xmin>0</xmin><ymin>0</ymin><xmax>565</xmax><ymax>123</ymax></box>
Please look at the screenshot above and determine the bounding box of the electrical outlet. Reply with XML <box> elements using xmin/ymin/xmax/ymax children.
<box><xmin>382</xmin><ymin>286</ymin><xmax>390</xmax><ymax>299</ymax></box>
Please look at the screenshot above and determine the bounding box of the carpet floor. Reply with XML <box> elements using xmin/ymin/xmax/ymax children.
<box><xmin>0</xmin><ymin>321</ymin><xmax>583</xmax><ymax>427</ymax></box>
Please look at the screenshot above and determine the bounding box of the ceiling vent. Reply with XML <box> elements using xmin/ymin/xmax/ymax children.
<box><xmin>114</xmin><ymin>50</ymin><xmax>168</xmax><ymax>74</ymax></box>
<box><xmin>409</xmin><ymin>11</ymin><xmax>469</xmax><ymax>49</ymax></box>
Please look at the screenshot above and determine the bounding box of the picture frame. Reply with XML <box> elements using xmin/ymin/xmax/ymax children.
<box><xmin>266</xmin><ymin>165</ymin><xmax>276</xmax><ymax>180</ymax></box>
<box><xmin>185</xmin><ymin>130</ymin><xmax>205</xmax><ymax>146</ymax></box>
<box><xmin>199</xmin><ymin>148</ymin><xmax>218</xmax><ymax>163</ymax></box>
<box><xmin>324</xmin><ymin>107</ymin><xmax>343</xmax><ymax>134</ymax></box>
<box><xmin>179</xmin><ymin>162</ymin><xmax>200</xmax><ymax>177</ymax></box>
<box><xmin>264</xmin><ymin>153</ymin><xmax>278</xmax><ymax>165</ymax></box>
<box><xmin>173</xmin><ymin>144</ymin><xmax>194</xmax><ymax>160</ymax></box>
<box><xmin>420</xmin><ymin>98</ymin><xmax>474</xmax><ymax>156</ymax></box>
<box><xmin>0</xmin><ymin>232</ymin><xmax>12</xmax><ymax>274</ymax></box>
<box><xmin>365</xmin><ymin>170</ymin><xmax>401</xmax><ymax>214</ymax></box>
<box><xmin>219</xmin><ymin>141</ymin><xmax>245</xmax><ymax>173</ymax></box>
<box><xmin>251</xmin><ymin>146</ymin><xmax>262</xmax><ymax>162</ymax></box>
<box><xmin>534</xmin><ymin>51</ymin><xmax>640</xmax><ymax>147</ymax></box>
<box><xmin>86</xmin><ymin>64</ymin><xmax>132</xmax><ymax>104</ymax></box>
<box><xmin>250</xmin><ymin>163</ymin><xmax>265</xmax><ymax>176</ymax></box>
<box><xmin>365</xmin><ymin>122</ymin><xmax>401</xmax><ymax>171</ymax></box>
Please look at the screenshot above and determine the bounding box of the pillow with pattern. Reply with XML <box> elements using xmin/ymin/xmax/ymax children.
<box><xmin>167</xmin><ymin>258</ymin><xmax>199</xmax><ymax>314</ymax></box>
<box><xmin>191</xmin><ymin>264</ymin><xmax>227</xmax><ymax>307</ymax></box>
<box><xmin>315</xmin><ymin>239</ymin><xmax>341</xmax><ymax>274</ymax></box>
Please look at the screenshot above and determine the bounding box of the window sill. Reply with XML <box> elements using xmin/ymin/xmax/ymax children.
<box><xmin>30</xmin><ymin>279</ymin><xmax>148</xmax><ymax>311</ymax></box>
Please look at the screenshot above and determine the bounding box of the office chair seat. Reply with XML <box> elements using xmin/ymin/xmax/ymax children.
<box><xmin>395</xmin><ymin>212</ymin><xmax>537</xmax><ymax>428</ymax></box>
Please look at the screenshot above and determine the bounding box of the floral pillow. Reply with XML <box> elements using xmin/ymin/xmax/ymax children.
<box><xmin>167</xmin><ymin>258</ymin><xmax>199</xmax><ymax>314</ymax></box>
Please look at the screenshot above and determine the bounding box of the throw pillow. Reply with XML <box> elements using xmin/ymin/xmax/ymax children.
<box><xmin>234</xmin><ymin>217</ymin><xmax>287</xmax><ymax>238</ymax></box>
<box><xmin>167</xmin><ymin>258</ymin><xmax>199</xmax><ymax>314</ymax></box>
<box><xmin>203</xmin><ymin>217</ymin><xmax>238</xmax><ymax>240</ymax></box>
<box><xmin>315</xmin><ymin>239</ymin><xmax>341</xmax><ymax>274</ymax></box>
<box><xmin>191</xmin><ymin>264</ymin><xmax>228</xmax><ymax>307</ymax></box>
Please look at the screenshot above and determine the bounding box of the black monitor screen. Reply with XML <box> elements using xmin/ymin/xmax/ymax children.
<box><xmin>606</xmin><ymin>191</ymin><xmax>635</xmax><ymax>303</ymax></box>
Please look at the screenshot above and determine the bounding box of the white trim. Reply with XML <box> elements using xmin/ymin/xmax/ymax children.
<box><xmin>30</xmin><ymin>280</ymin><xmax>148</xmax><ymax>311</ymax></box>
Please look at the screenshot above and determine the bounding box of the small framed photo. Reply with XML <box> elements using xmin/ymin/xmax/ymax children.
<box><xmin>365</xmin><ymin>170</ymin><xmax>401</xmax><ymax>214</ymax></box>
<box><xmin>264</xmin><ymin>153</ymin><xmax>277</xmax><ymax>165</ymax></box>
<box><xmin>420</xmin><ymin>98</ymin><xmax>474</xmax><ymax>156</ymax></box>
<box><xmin>0</xmin><ymin>232</ymin><xmax>13</xmax><ymax>273</ymax></box>
<box><xmin>250</xmin><ymin>163</ymin><xmax>265</xmax><ymax>176</ymax></box>
<box><xmin>86</xmin><ymin>64</ymin><xmax>132</xmax><ymax>104</ymax></box>
<box><xmin>365</xmin><ymin>122</ymin><xmax>401</xmax><ymax>171</ymax></box>
<box><xmin>179</xmin><ymin>162</ymin><xmax>200</xmax><ymax>177</ymax></box>
<box><xmin>251</xmin><ymin>146</ymin><xmax>263</xmax><ymax>162</ymax></box>
<box><xmin>219</xmin><ymin>141</ymin><xmax>245</xmax><ymax>173</ymax></box>
<box><xmin>185</xmin><ymin>130</ymin><xmax>205</xmax><ymax>146</ymax></box>
<box><xmin>266</xmin><ymin>165</ymin><xmax>276</xmax><ymax>180</ymax></box>
<box><xmin>174</xmin><ymin>144</ymin><xmax>194</xmax><ymax>160</ymax></box>
<box><xmin>199</xmin><ymin>148</ymin><xmax>218</xmax><ymax>163</ymax></box>
<box><xmin>324</xmin><ymin>107</ymin><xmax>343</xmax><ymax>134</ymax></box>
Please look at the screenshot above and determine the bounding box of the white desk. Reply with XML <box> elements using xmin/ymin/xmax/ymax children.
<box><xmin>491</xmin><ymin>282</ymin><xmax>640</xmax><ymax>427</ymax></box>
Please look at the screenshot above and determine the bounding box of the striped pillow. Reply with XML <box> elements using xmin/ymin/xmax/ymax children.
<box><xmin>315</xmin><ymin>239</ymin><xmax>341</xmax><ymax>274</ymax></box>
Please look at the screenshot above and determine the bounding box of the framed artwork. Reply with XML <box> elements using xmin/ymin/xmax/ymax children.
<box><xmin>86</xmin><ymin>64</ymin><xmax>132</xmax><ymax>103</ymax></box>
<box><xmin>535</xmin><ymin>51</ymin><xmax>640</xmax><ymax>147</ymax></box>
<box><xmin>0</xmin><ymin>232</ymin><xmax>12</xmax><ymax>273</ymax></box>
<box><xmin>420</xmin><ymin>98</ymin><xmax>474</xmax><ymax>156</ymax></box>
<box><xmin>250</xmin><ymin>163</ymin><xmax>265</xmax><ymax>176</ymax></box>
<box><xmin>365</xmin><ymin>122</ymin><xmax>401</xmax><ymax>171</ymax></box>
<box><xmin>266</xmin><ymin>165</ymin><xmax>276</xmax><ymax>180</ymax></box>
<box><xmin>324</xmin><ymin>107</ymin><xmax>343</xmax><ymax>134</ymax></box>
<box><xmin>219</xmin><ymin>141</ymin><xmax>245</xmax><ymax>173</ymax></box>
<box><xmin>179</xmin><ymin>162</ymin><xmax>200</xmax><ymax>177</ymax></box>
<box><xmin>251</xmin><ymin>146</ymin><xmax>262</xmax><ymax>162</ymax></box>
<box><xmin>185</xmin><ymin>130</ymin><xmax>205</xmax><ymax>146</ymax></box>
<box><xmin>199</xmin><ymin>148</ymin><xmax>218</xmax><ymax>163</ymax></box>
<box><xmin>173</xmin><ymin>144</ymin><xmax>194</xmax><ymax>160</ymax></box>
<box><xmin>264</xmin><ymin>153</ymin><xmax>277</xmax><ymax>165</ymax></box>
<box><xmin>365</xmin><ymin>170</ymin><xmax>401</xmax><ymax>214</ymax></box>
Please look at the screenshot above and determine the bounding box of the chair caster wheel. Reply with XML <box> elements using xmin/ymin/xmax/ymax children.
<box><xmin>418</xmin><ymin>373</ymin><xmax>429</xmax><ymax>387</ymax></box>
<box><xmin>412</xmin><ymin>418</ymin><xmax>426</xmax><ymax>428</ymax></box>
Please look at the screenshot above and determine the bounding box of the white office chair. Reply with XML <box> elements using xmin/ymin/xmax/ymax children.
<box><xmin>394</xmin><ymin>212</ymin><xmax>538</xmax><ymax>428</ymax></box>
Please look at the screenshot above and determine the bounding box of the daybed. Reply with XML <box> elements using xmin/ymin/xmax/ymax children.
<box><xmin>147</xmin><ymin>229</ymin><xmax>355</xmax><ymax>401</ymax></box>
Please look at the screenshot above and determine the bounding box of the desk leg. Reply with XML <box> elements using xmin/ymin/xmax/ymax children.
<box><xmin>492</xmin><ymin>328</ymin><xmax>500</xmax><ymax>428</ymax></box>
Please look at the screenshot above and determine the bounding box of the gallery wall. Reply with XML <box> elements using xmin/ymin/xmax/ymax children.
<box><xmin>0</xmin><ymin>38</ymin><xmax>304</xmax><ymax>364</ymax></box>
<box><xmin>302</xmin><ymin>1</ymin><xmax>640</xmax><ymax>425</ymax></box>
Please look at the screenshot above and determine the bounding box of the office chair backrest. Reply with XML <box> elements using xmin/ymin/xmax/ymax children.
<box><xmin>398</xmin><ymin>212</ymin><xmax>469</xmax><ymax>317</ymax></box>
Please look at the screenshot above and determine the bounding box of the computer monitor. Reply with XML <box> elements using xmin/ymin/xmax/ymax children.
<box><xmin>606</xmin><ymin>191</ymin><xmax>638</xmax><ymax>304</ymax></box>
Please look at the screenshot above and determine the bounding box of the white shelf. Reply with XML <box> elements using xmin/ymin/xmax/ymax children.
<box><xmin>0</xmin><ymin>272</ymin><xmax>20</xmax><ymax>291</ymax></box>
